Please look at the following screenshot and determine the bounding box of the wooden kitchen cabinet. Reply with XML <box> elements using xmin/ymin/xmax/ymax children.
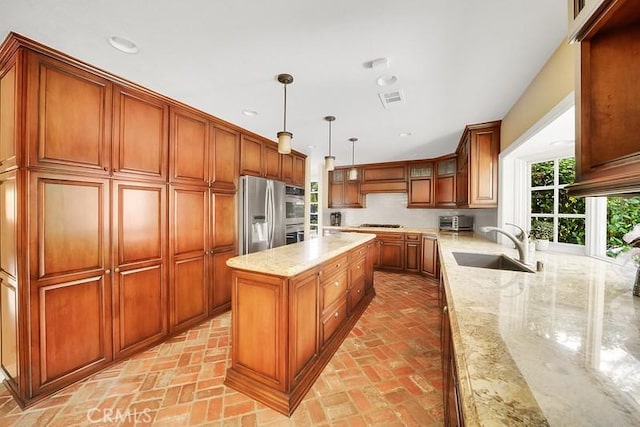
<box><xmin>112</xmin><ymin>180</ymin><xmax>167</xmax><ymax>358</ymax></box>
<box><xmin>0</xmin><ymin>33</ymin><xmax>249</xmax><ymax>407</ymax></box>
<box><xmin>421</xmin><ymin>235</ymin><xmax>438</xmax><ymax>277</ymax></box>
<box><xmin>408</xmin><ymin>162</ymin><xmax>435</xmax><ymax>208</ymax></box>
<box><xmin>436</xmin><ymin>155</ymin><xmax>457</xmax><ymax>208</ymax></box>
<box><xmin>170</xmin><ymin>110</ymin><xmax>240</xmax><ymax>190</ymax></box>
<box><xmin>0</xmin><ymin>56</ymin><xmax>20</xmax><ymax>173</ymax></box>
<box><xmin>112</xmin><ymin>85</ymin><xmax>169</xmax><ymax>181</ymax></box>
<box><xmin>456</xmin><ymin>121</ymin><xmax>500</xmax><ymax>208</ymax></box>
<box><xmin>328</xmin><ymin>168</ymin><xmax>364</xmax><ymax>208</ymax></box>
<box><xmin>240</xmin><ymin>133</ymin><xmax>284</xmax><ymax>180</ymax></box>
<box><xmin>360</xmin><ymin>162</ymin><xmax>408</xmax><ymax>193</ymax></box>
<box><xmin>28</xmin><ymin>172</ymin><xmax>113</xmax><ymax>397</ymax></box>
<box><xmin>441</xmin><ymin>280</ymin><xmax>464</xmax><ymax>426</ymax></box>
<box><xmin>282</xmin><ymin>152</ymin><xmax>306</xmax><ymax>187</ymax></box>
<box><xmin>377</xmin><ymin>233</ymin><xmax>405</xmax><ymax>271</ymax></box>
<box><xmin>225</xmin><ymin>241</ymin><xmax>374</xmax><ymax>415</ymax></box>
<box><xmin>566</xmin><ymin>0</ymin><xmax>640</xmax><ymax>196</ymax></box>
<box><xmin>404</xmin><ymin>233</ymin><xmax>422</xmax><ymax>273</ymax></box>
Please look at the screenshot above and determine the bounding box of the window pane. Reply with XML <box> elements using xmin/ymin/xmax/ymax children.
<box><xmin>310</xmin><ymin>204</ymin><xmax>318</xmax><ymax>214</ymax></box>
<box><xmin>310</xmin><ymin>217</ymin><xmax>317</xmax><ymax>225</ymax></box>
<box><xmin>531</xmin><ymin>161</ymin><xmax>554</xmax><ymax>187</ymax></box>
<box><xmin>531</xmin><ymin>190</ymin><xmax>554</xmax><ymax>213</ymax></box>
<box><xmin>558</xmin><ymin>189</ymin><xmax>585</xmax><ymax>214</ymax></box>
<box><xmin>558</xmin><ymin>158</ymin><xmax>576</xmax><ymax>185</ymax></box>
<box><xmin>558</xmin><ymin>218</ymin><xmax>585</xmax><ymax>245</ymax></box>
<box><xmin>310</xmin><ymin>193</ymin><xmax>318</xmax><ymax>203</ymax></box>
<box><xmin>310</xmin><ymin>182</ymin><xmax>318</xmax><ymax>191</ymax></box>
<box><xmin>531</xmin><ymin>217</ymin><xmax>554</xmax><ymax>239</ymax></box>
<box><xmin>606</xmin><ymin>196</ymin><xmax>640</xmax><ymax>257</ymax></box>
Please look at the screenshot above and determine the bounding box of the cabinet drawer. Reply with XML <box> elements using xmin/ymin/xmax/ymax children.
<box><xmin>350</xmin><ymin>256</ymin><xmax>366</xmax><ymax>283</ymax></box>
<box><xmin>321</xmin><ymin>298</ymin><xmax>347</xmax><ymax>346</ymax></box>
<box><xmin>376</xmin><ymin>232</ymin><xmax>404</xmax><ymax>241</ymax></box>
<box><xmin>348</xmin><ymin>277</ymin><xmax>366</xmax><ymax>312</ymax></box>
<box><xmin>349</xmin><ymin>244</ymin><xmax>368</xmax><ymax>261</ymax></box>
<box><xmin>405</xmin><ymin>233</ymin><xmax>421</xmax><ymax>241</ymax></box>
<box><xmin>319</xmin><ymin>255</ymin><xmax>348</xmax><ymax>279</ymax></box>
<box><xmin>321</xmin><ymin>270</ymin><xmax>348</xmax><ymax>312</ymax></box>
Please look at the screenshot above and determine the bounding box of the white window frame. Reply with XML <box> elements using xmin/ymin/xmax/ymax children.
<box><xmin>309</xmin><ymin>180</ymin><xmax>319</xmax><ymax>237</ymax></box>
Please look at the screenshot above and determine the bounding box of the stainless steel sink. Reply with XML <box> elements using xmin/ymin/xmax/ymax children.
<box><xmin>452</xmin><ymin>252</ymin><xmax>535</xmax><ymax>273</ymax></box>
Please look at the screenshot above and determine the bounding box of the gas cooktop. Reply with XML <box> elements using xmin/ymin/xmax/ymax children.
<box><xmin>358</xmin><ymin>224</ymin><xmax>403</xmax><ymax>228</ymax></box>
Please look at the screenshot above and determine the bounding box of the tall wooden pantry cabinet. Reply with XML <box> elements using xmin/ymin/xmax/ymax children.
<box><xmin>0</xmin><ymin>32</ymin><xmax>303</xmax><ymax>408</ymax></box>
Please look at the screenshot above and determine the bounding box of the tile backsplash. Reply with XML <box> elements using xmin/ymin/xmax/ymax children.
<box><xmin>325</xmin><ymin>193</ymin><xmax>497</xmax><ymax>230</ymax></box>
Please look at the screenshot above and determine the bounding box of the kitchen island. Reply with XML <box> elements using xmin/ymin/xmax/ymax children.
<box><xmin>224</xmin><ymin>232</ymin><xmax>376</xmax><ymax>416</ymax></box>
<box><xmin>438</xmin><ymin>232</ymin><xmax>640</xmax><ymax>426</ymax></box>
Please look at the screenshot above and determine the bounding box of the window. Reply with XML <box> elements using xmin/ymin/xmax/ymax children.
<box><xmin>309</xmin><ymin>181</ymin><xmax>319</xmax><ymax>237</ymax></box>
<box><xmin>529</xmin><ymin>157</ymin><xmax>585</xmax><ymax>245</ymax></box>
<box><xmin>606</xmin><ymin>196</ymin><xmax>640</xmax><ymax>258</ymax></box>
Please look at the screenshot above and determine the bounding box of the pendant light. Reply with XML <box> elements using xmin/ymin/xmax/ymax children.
<box><xmin>348</xmin><ymin>137</ymin><xmax>358</xmax><ymax>180</ymax></box>
<box><xmin>324</xmin><ymin>116</ymin><xmax>336</xmax><ymax>171</ymax></box>
<box><xmin>276</xmin><ymin>73</ymin><xmax>294</xmax><ymax>154</ymax></box>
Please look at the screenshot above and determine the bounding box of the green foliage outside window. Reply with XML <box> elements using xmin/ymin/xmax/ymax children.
<box><xmin>607</xmin><ymin>197</ymin><xmax>640</xmax><ymax>257</ymax></box>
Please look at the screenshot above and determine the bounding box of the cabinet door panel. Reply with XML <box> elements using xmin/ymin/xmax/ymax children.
<box><xmin>263</xmin><ymin>143</ymin><xmax>281</xmax><ymax>180</ymax></box>
<box><xmin>34</xmin><ymin>276</ymin><xmax>111</xmax><ymax>390</ymax></box>
<box><xmin>379</xmin><ymin>241</ymin><xmax>404</xmax><ymax>270</ymax></box>
<box><xmin>405</xmin><ymin>242</ymin><xmax>421</xmax><ymax>273</ymax></box>
<box><xmin>1</xmin><ymin>278</ymin><xmax>18</xmax><ymax>379</ymax></box>
<box><xmin>113</xmin><ymin>265</ymin><xmax>165</xmax><ymax>355</ymax></box>
<box><xmin>281</xmin><ymin>154</ymin><xmax>294</xmax><ymax>184</ymax></box>
<box><xmin>113</xmin><ymin>86</ymin><xmax>168</xmax><ymax>180</ymax></box>
<box><xmin>409</xmin><ymin>178</ymin><xmax>433</xmax><ymax>206</ymax></box>
<box><xmin>421</xmin><ymin>236</ymin><xmax>437</xmax><ymax>277</ymax></box>
<box><xmin>0</xmin><ymin>59</ymin><xmax>19</xmax><ymax>172</ymax></box>
<box><xmin>240</xmin><ymin>135</ymin><xmax>262</xmax><ymax>177</ymax></box>
<box><xmin>114</xmin><ymin>181</ymin><xmax>165</xmax><ymax>265</ymax></box>
<box><xmin>212</xmin><ymin>192</ymin><xmax>236</xmax><ymax>249</ymax></box>
<box><xmin>27</xmin><ymin>52</ymin><xmax>111</xmax><ymax>173</ymax></box>
<box><xmin>436</xmin><ymin>176</ymin><xmax>456</xmax><ymax>206</ymax></box>
<box><xmin>170</xmin><ymin>109</ymin><xmax>209</xmax><ymax>184</ymax></box>
<box><xmin>170</xmin><ymin>186</ymin><xmax>208</xmax><ymax>256</ymax></box>
<box><xmin>31</xmin><ymin>174</ymin><xmax>109</xmax><ymax>280</ymax></box>
<box><xmin>293</xmin><ymin>155</ymin><xmax>305</xmax><ymax>187</ymax></box>
<box><xmin>290</xmin><ymin>270</ymin><xmax>318</xmax><ymax>383</ymax></box>
<box><xmin>471</xmin><ymin>130</ymin><xmax>497</xmax><ymax>204</ymax></box>
<box><xmin>0</xmin><ymin>173</ymin><xmax>17</xmax><ymax>279</ymax></box>
<box><xmin>211</xmin><ymin>125</ymin><xmax>239</xmax><ymax>191</ymax></box>
<box><xmin>211</xmin><ymin>250</ymin><xmax>235</xmax><ymax>311</ymax></box>
<box><xmin>172</xmin><ymin>257</ymin><xmax>207</xmax><ymax>328</ymax></box>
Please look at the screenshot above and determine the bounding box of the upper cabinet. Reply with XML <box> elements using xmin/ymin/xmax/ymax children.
<box><xmin>360</xmin><ymin>163</ymin><xmax>407</xmax><ymax>193</ymax></box>
<box><xmin>407</xmin><ymin>162</ymin><xmax>434</xmax><ymax>208</ymax></box>
<box><xmin>328</xmin><ymin>168</ymin><xmax>363</xmax><ymax>208</ymax></box>
<box><xmin>0</xmin><ymin>53</ymin><xmax>21</xmax><ymax>173</ymax></box>
<box><xmin>240</xmin><ymin>133</ymin><xmax>305</xmax><ymax>186</ymax></box>
<box><xmin>281</xmin><ymin>152</ymin><xmax>305</xmax><ymax>187</ymax></box>
<box><xmin>567</xmin><ymin>0</ymin><xmax>640</xmax><ymax>196</ymax></box>
<box><xmin>435</xmin><ymin>155</ymin><xmax>457</xmax><ymax>208</ymax></box>
<box><xmin>455</xmin><ymin>121</ymin><xmax>500</xmax><ymax>208</ymax></box>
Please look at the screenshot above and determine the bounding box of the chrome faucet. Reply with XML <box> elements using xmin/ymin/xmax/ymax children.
<box><xmin>480</xmin><ymin>224</ymin><xmax>532</xmax><ymax>265</ymax></box>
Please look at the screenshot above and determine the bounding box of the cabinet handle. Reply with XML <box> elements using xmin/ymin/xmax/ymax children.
<box><xmin>103</xmin><ymin>167</ymin><xmax>109</xmax><ymax>171</ymax></box>
<box><xmin>357</xmin><ymin>289</ymin><xmax>361</xmax><ymax>293</ymax></box>
<box><xmin>113</xmin><ymin>169</ymin><xmax>118</xmax><ymax>173</ymax></box>
<box><xmin>443</xmin><ymin>306</ymin><xmax>448</xmax><ymax>314</ymax></box>
<box><xmin>334</xmin><ymin>311</ymin><xmax>339</xmax><ymax>318</ymax></box>
<box><xmin>357</xmin><ymin>265</ymin><xmax>361</xmax><ymax>269</ymax></box>
<box><xmin>105</xmin><ymin>269</ymin><xmax>111</xmax><ymax>274</ymax></box>
<box><xmin>336</xmin><ymin>263</ymin><xmax>340</xmax><ymax>268</ymax></box>
<box><xmin>114</xmin><ymin>267</ymin><xmax>120</xmax><ymax>273</ymax></box>
<box><xmin>334</xmin><ymin>281</ymin><xmax>340</xmax><ymax>287</ymax></box>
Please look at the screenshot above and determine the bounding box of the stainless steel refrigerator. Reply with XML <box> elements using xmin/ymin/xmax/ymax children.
<box><xmin>238</xmin><ymin>176</ymin><xmax>286</xmax><ymax>254</ymax></box>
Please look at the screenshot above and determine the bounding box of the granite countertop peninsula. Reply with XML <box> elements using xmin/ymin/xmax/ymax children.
<box><xmin>226</xmin><ymin>232</ymin><xmax>375</xmax><ymax>277</ymax></box>
<box><xmin>323</xmin><ymin>225</ymin><xmax>439</xmax><ymax>235</ymax></box>
<box><xmin>437</xmin><ymin>232</ymin><xmax>640</xmax><ymax>426</ymax></box>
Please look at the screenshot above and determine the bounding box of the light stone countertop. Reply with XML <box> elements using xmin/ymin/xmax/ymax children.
<box><xmin>323</xmin><ymin>225</ymin><xmax>440</xmax><ymax>235</ymax></box>
<box><xmin>226</xmin><ymin>232</ymin><xmax>376</xmax><ymax>277</ymax></box>
<box><xmin>437</xmin><ymin>232</ymin><xmax>640</xmax><ymax>426</ymax></box>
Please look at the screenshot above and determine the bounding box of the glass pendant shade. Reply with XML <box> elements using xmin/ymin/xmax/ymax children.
<box><xmin>277</xmin><ymin>74</ymin><xmax>293</xmax><ymax>154</ymax></box>
<box><xmin>348</xmin><ymin>166</ymin><xmax>358</xmax><ymax>180</ymax></box>
<box><xmin>325</xmin><ymin>155</ymin><xmax>335</xmax><ymax>171</ymax></box>
<box><xmin>277</xmin><ymin>131</ymin><xmax>292</xmax><ymax>154</ymax></box>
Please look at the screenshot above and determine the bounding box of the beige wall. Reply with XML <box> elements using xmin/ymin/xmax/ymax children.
<box><xmin>501</xmin><ymin>39</ymin><xmax>575</xmax><ymax>150</ymax></box>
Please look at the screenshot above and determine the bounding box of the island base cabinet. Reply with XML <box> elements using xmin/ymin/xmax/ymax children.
<box><xmin>225</xmin><ymin>242</ymin><xmax>375</xmax><ymax>416</ymax></box>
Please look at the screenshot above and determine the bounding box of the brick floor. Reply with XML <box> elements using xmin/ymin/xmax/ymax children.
<box><xmin>0</xmin><ymin>271</ymin><xmax>443</xmax><ymax>426</ymax></box>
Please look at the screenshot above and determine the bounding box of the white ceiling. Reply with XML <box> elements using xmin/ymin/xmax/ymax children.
<box><xmin>0</xmin><ymin>0</ymin><xmax>568</xmax><ymax>177</ymax></box>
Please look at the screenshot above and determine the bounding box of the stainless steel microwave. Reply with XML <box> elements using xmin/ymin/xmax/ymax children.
<box><xmin>439</xmin><ymin>215</ymin><xmax>474</xmax><ymax>231</ymax></box>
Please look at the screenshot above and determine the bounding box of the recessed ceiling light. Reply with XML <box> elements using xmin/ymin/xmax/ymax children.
<box><xmin>242</xmin><ymin>109</ymin><xmax>258</xmax><ymax>116</ymax></box>
<box><xmin>399</xmin><ymin>132</ymin><xmax>412</xmax><ymax>137</ymax></box>
<box><xmin>376</xmin><ymin>74</ymin><xmax>398</xmax><ymax>87</ymax></box>
<box><xmin>107</xmin><ymin>36</ymin><xmax>139</xmax><ymax>54</ymax></box>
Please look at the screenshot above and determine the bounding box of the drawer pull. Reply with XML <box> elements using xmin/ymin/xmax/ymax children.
<box><xmin>357</xmin><ymin>265</ymin><xmax>361</xmax><ymax>269</ymax></box>
<box><xmin>336</xmin><ymin>263</ymin><xmax>341</xmax><ymax>268</ymax></box>
<box><xmin>105</xmin><ymin>269</ymin><xmax>111</xmax><ymax>274</ymax></box>
<box><xmin>334</xmin><ymin>281</ymin><xmax>340</xmax><ymax>287</ymax></box>
<box><xmin>334</xmin><ymin>311</ymin><xmax>339</xmax><ymax>318</ymax></box>
<box><xmin>357</xmin><ymin>289</ymin><xmax>361</xmax><ymax>293</ymax></box>
<box><xmin>114</xmin><ymin>267</ymin><xmax>120</xmax><ymax>273</ymax></box>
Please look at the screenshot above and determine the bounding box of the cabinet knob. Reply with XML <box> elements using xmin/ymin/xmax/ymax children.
<box><xmin>336</xmin><ymin>263</ymin><xmax>340</xmax><ymax>268</ymax></box>
<box><xmin>357</xmin><ymin>289</ymin><xmax>361</xmax><ymax>293</ymax></box>
<box><xmin>334</xmin><ymin>281</ymin><xmax>340</xmax><ymax>287</ymax></box>
<box><xmin>114</xmin><ymin>267</ymin><xmax>120</xmax><ymax>273</ymax></box>
<box><xmin>105</xmin><ymin>269</ymin><xmax>111</xmax><ymax>274</ymax></box>
<box><xmin>357</xmin><ymin>265</ymin><xmax>361</xmax><ymax>269</ymax></box>
<box><xmin>113</xmin><ymin>169</ymin><xmax>118</xmax><ymax>173</ymax></box>
<box><xmin>103</xmin><ymin>167</ymin><xmax>109</xmax><ymax>171</ymax></box>
<box><xmin>334</xmin><ymin>311</ymin><xmax>339</xmax><ymax>318</ymax></box>
<box><xmin>443</xmin><ymin>306</ymin><xmax>448</xmax><ymax>314</ymax></box>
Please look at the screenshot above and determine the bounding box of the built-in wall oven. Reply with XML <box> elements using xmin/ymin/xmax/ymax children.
<box><xmin>285</xmin><ymin>185</ymin><xmax>305</xmax><ymax>244</ymax></box>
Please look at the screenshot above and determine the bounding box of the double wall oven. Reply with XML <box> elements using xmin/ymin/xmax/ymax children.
<box><xmin>285</xmin><ymin>185</ymin><xmax>305</xmax><ymax>244</ymax></box>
